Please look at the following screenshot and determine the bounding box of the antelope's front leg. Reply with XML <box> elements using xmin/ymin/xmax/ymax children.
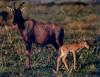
<box><xmin>72</xmin><ymin>52</ymin><xmax>76</xmax><ymax>70</ymax></box>
<box><xmin>24</xmin><ymin>41</ymin><xmax>32</xmax><ymax>70</ymax></box>
<box><xmin>24</xmin><ymin>50</ymin><xmax>30</xmax><ymax>69</ymax></box>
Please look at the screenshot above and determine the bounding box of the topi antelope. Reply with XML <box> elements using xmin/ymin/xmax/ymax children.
<box><xmin>7</xmin><ymin>2</ymin><xmax>64</xmax><ymax>70</ymax></box>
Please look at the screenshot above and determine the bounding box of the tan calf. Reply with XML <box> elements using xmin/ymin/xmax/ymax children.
<box><xmin>56</xmin><ymin>41</ymin><xmax>89</xmax><ymax>71</ymax></box>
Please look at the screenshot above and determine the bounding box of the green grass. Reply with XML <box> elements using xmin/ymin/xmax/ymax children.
<box><xmin>0</xmin><ymin>3</ymin><xmax>100</xmax><ymax>77</ymax></box>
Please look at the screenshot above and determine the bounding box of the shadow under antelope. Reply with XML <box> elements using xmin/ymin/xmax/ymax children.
<box><xmin>56</xmin><ymin>41</ymin><xmax>89</xmax><ymax>72</ymax></box>
<box><xmin>8</xmin><ymin>2</ymin><xmax>64</xmax><ymax>70</ymax></box>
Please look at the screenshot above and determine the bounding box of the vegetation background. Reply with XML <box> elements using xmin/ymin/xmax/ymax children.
<box><xmin>0</xmin><ymin>0</ymin><xmax>100</xmax><ymax>77</ymax></box>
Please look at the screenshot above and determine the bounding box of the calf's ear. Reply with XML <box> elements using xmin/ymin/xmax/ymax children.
<box><xmin>6</xmin><ymin>6</ymin><xmax>13</xmax><ymax>12</ymax></box>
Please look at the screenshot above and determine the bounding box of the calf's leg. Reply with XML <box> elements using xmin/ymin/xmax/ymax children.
<box><xmin>56</xmin><ymin>55</ymin><xmax>62</xmax><ymax>71</ymax></box>
<box><xmin>62</xmin><ymin>54</ymin><xmax>69</xmax><ymax>71</ymax></box>
<box><xmin>72</xmin><ymin>52</ymin><xmax>77</xmax><ymax>70</ymax></box>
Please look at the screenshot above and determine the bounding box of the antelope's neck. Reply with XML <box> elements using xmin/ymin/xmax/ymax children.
<box><xmin>17</xmin><ymin>20</ymin><xmax>25</xmax><ymax>30</ymax></box>
<box><xmin>78</xmin><ymin>43</ymin><xmax>84</xmax><ymax>49</ymax></box>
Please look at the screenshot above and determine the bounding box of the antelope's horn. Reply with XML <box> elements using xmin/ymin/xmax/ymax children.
<box><xmin>13</xmin><ymin>1</ymin><xmax>16</xmax><ymax>9</ymax></box>
<box><xmin>18</xmin><ymin>2</ymin><xmax>25</xmax><ymax>9</ymax></box>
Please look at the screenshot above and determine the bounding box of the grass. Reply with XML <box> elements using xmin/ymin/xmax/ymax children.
<box><xmin>0</xmin><ymin>3</ymin><xmax>100</xmax><ymax>77</ymax></box>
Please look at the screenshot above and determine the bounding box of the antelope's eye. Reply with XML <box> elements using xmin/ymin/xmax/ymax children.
<box><xmin>13</xmin><ymin>10</ymin><xmax>16</xmax><ymax>13</ymax></box>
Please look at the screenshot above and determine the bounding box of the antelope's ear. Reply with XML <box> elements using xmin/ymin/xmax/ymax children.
<box><xmin>21</xmin><ymin>7</ymin><xmax>25</xmax><ymax>12</ymax></box>
<box><xmin>6</xmin><ymin>6</ymin><xmax>14</xmax><ymax>12</ymax></box>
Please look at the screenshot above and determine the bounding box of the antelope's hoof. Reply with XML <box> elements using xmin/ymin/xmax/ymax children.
<box><xmin>56</xmin><ymin>70</ymin><xmax>59</xmax><ymax>73</ymax></box>
<box><xmin>24</xmin><ymin>65</ymin><xmax>31</xmax><ymax>71</ymax></box>
<box><xmin>56</xmin><ymin>70</ymin><xmax>60</xmax><ymax>74</ymax></box>
<box><xmin>67</xmin><ymin>69</ymin><xmax>69</xmax><ymax>72</ymax></box>
<box><xmin>24</xmin><ymin>66</ymin><xmax>31</xmax><ymax>72</ymax></box>
<box><xmin>73</xmin><ymin>68</ymin><xmax>76</xmax><ymax>71</ymax></box>
<box><xmin>24</xmin><ymin>62</ymin><xmax>30</xmax><ymax>71</ymax></box>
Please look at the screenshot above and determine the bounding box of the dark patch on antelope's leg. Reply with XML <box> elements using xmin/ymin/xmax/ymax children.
<box><xmin>59</xmin><ymin>28</ymin><xmax>64</xmax><ymax>46</ymax></box>
<box><xmin>24</xmin><ymin>40</ymin><xmax>32</xmax><ymax>70</ymax></box>
<box><xmin>51</xmin><ymin>41</ymin><xmax>59</xmax><ymax>51</ymax></box>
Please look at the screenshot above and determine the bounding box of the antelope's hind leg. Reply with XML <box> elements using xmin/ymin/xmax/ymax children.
<box><xmin>56</xmin><ymin>49</ymin><xmax>66</xmax><ymax>72</ymax></box>
<box><xmin>72</xmin><ymin>52</ymin><xmax>77</xmax><ymax>70</ymax></box>
<box><xmin>56</xmin><ymin>55</ymin><xmax>63</xmax><ymax>72</ymax></box>
<box><xmin>62</xmin><ymin>53</ymin><xmax>69</xmax><ymax>71</ymax></box>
